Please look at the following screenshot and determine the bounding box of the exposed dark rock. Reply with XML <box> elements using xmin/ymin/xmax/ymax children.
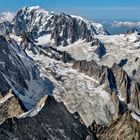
<box><xmin>127</xmin><ymin>28</ymin><xmax>138</xmax><ymax>34</ymax></box>
<box><xmin>132</xmin><ymin>64</ymin><xmax>140</xmax><ymax>82</ymax></box>
<box><xmin>99</xmin><ymin>111</ymin><xmax>140</xmax><ymax>140</ymax></box>
<box><xmin>0</xmin><ymin>21</ymin><xmax>12</xmax><ymax>36</ymax></box>
<box><xmin>0</xmin><ymin>35</ymin><xmax>54</xmax><ymax>109</ymax></box>
<box><xmin>72</xmin><ymin>60</ymin><xmax>116</xmax><ymax>93</ymax></box>
<box><xmin>20</xmin><ymin>31</ymin><xmax>38</xmax><ymax>54</ymax></box>
<box><xmin>61</xmin><ymin>51</ymin><xmax>74</xmax><ymax>63</ymax></box>
<box><xmin>91</xmin><ymin>38</ymin><xmax>100</xmax><ymax>46</ymax></box>
<box><xmin>72</xmin><ymin>60</ymin><xmax>101</xmax><ymax>80</ymax></box>
<box><xmin>89</xmin><ymin>120</ymin><xmax>107</xmax><ymax>139</ymax></box>
<box><xmin>135</xmin><ymin>57</ymin><xmax>139</xmax><ymax>62</ymax></box>
<box><xmin>94</xmin><ymin>40</ymin><xmax>106</xmax><ymax>58</ymax></box>
<box><xmin>0</xmin><ymin>91</ymin><xmax>4</xmax><ymax>99</ymax></box>
<box><xmin>0</xmin><ymin>90</ymin><xmax>27</xmax><ymax>123</ymax></box>
<box><xmin>130</xmin><ymin>82</ymin><xmax>140</xmax><ymax>113</ymax></box>
<box><xmin>0</xmin><ymin>96</ymin><xmax>94</xmax><ymax>140</ymax></box>
<box><xmin>100</xmin><ymin>66</ymin><xmax>116</xmax><ymax>93</ymax></box>
<box><xmin>0</xmin><ymin>35</ymin><xmax>31</xmax><ymax>92</ymax></box>
<box><xmin>118</xmin><ymin>58</ymin><xmax>128</xmax><ymax>67</ymax></box>
<box><xmin>37</xmin><ymin>45</ymin><xmax>74</xmax><ymax>63</ymax></box>
<box><xmin>111</xmin><ymin>63</ymin><xmax>131</xmax><ymax>103</ymax></box>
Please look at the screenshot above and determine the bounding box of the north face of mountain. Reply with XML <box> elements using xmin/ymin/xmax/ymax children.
<box><xmin>0</xmin><ymin>35</ymin><xmax>54</xmax><ymax>110</ymax></box>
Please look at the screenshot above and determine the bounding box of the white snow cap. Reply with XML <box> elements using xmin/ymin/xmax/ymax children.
<box><xmin>0</xmin><ymin>12</ymin><xmax>15</xmax><ymax>22</ymax></box>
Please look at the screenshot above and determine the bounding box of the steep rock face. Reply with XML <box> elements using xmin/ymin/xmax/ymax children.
<box><xmin>99</xmin><ymin>111</ymin><xmax>140</xmax><ymax>140</ymax></box>
<box><xmin>0</xmin><ymin>35</ymin><xmax>54</xmax><ymax>109</ymax></box>
<box><xmin>73</xmin><ymin>59</ymin><xmax>140</xmax><ymax>120</ymax></box>
<box><xmin>94</xmin><ymin>40</ymin><xmax>106</xmax><ymax>58</ymax></box>
<box><xmin>38</xmin><ymin>45</ymin><xmax>74</xmax><ymax>63</ymax></box>
<box><xmin>72</xmin><ymin>60</ymin><xmax>138</xmax><ymax>118</ymax></box>
<box><xmin>99</xmin><ymin>66</ymin><xmax>116</xmax><ymax>93</ymax></box>
<box><xmin>132</xmin><ymin>63</ymin><xmax>140</xmax><ymax>82</ymax></box>
<box><xmin>111</xmin><ymin>63</ymin><xmax>131</xmax><ymax>103</ymax></box>
<box><xmin>110</xmin><ymin>92</ymin><xmax>122</xmax><ymax>119</ymax></box>
<box><xmin>0</xmin><ymin>21</ymin><xmax>12</xmax><ymax>36</ymax></box>
<box><xmin>72</xmin><ymin>60</ymin><xmax>131</xmax><ymax>100</ymax></box>
<box><xmin>72</xmin><ymin>60</ymin><xmax>116</xmax><ymax>93</ymax></box>
<box><xmin>72</xmin><ymin>60</ymin><xmax>101</xmax><ymax>80</ymax></box>
<box><xmin>0</xmin><ymin>96</ymin><xmax>94</xmax><ymax>140</ymax></box>
<box><xmin>111</xmin><ymin>64</ymin><xmax>140</xmax><ymax>114</ymax></box>
<box><xmin>130</xmin><ymin>82</ymin><xmax>140</xmax><ymax>114</ymax></box>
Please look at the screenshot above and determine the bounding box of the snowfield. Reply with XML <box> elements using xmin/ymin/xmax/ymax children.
<box><xmin>26</xmin><ymin>49</ymin><xmax>116</xmax><ymax>126</ymax></box>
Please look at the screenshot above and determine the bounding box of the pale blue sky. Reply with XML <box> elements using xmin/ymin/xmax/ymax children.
<box><xmin>0</xmin><ymin>0</ymin><xmax>140</xmax><ymax>21</ymax></box>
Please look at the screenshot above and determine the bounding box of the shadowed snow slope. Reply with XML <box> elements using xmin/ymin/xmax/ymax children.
<box><xmin>0</xmin><ymin>35</ymin><xmax>55</xmax><ymax>109</ymax></box>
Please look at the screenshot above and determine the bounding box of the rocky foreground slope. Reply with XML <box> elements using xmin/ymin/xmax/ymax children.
<box><xmin>0</xmin><ymin>96</ymin><xmax>93</xmax><ymax>140</ymax></box>
<box><xmin>99</xmin><ymin>111</ymin><xmax>140</xmax><ymax>140</ymax></box>
<box><xmin>0</xmin><ymin>6</ymin><xmax>139</xmax><ymax>140</ymax></box>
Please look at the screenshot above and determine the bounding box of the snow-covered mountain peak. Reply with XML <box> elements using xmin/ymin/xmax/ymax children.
<box><xmin>14</xmin><ymin>6</ymin><xmax>51</xmax><ymax>22</ymax></box>
<box><xmin>8</xmin><ymin>6</ymin><xmax>107</xmax><ymax>47</ymax></box>
<box><xmin>19</xmin><ymin>6</ymin><xmax>51</xmax><ymax>15</ymax></box>
<box><xmin>0</xmin><ymin>12</ymin><xmax>15</xmax><ymax>23</ymax></box>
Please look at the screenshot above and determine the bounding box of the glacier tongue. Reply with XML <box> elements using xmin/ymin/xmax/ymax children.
<box><xmin>25</xmin><ymin>48</ymin><xmax>115</xmax><ymax>126</ymax></box>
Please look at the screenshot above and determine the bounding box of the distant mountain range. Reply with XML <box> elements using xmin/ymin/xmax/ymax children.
<box><xmin>102</xmin><ymin>21</ymin><xmax>140</xmax><ymax>34</ymax></box>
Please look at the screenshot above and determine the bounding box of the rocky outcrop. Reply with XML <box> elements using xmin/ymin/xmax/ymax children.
<box><xmin>130</xmin><ymin>82</ymin><xmax>140</xmax><ymax>114</ymax></box>
<box><xmin>37</xmin><ymin>45</ymin><xmax>74</xmax><ymax>63</ymax></box>
<box><xmin>100</xmin><ymin>66</ymin><xmax>116</xmax><ymax>93</ymax></box>
<box><xmin>0</xmin><ymin>96</ymin><xmax>94</xmax><ymax>140</ymax></box>
<box><xmin>89</xmin><ymin>120</ymin><xmax>107</xmax><ymax>139</ymax></box>
<box><xmin>72</xmin><ymin>60</ymin><xmax>116</xmax><ymax>93</ymax></box>
<box><xmin>111</xmin><ymin>63</ymin><xmax>131</xmax><ymax>103</ymax></box>
<box><xmin>0</xmin><ymin>21</ymin><xmax>12</xmax><ymax>36</ymax></box>
<box><xmin>127</xmin><ymin>28</ymin><xmax>138</xmax><ymax>34</ymax></box>
<box><xmin>99</xmin><ymin>111</ymin><xmax>140</xmax><ymax>140</ymax></box>
<box><xmin>111</xmin><ymin>92</ymin><xmax>128</xmax><ymax>120</ymax></box>
<box><xmin>111</xmin><ymin>64</ymin><xmax>140</xmax><ymax>114</ymax></box>
<box><xmin>72</xmin><ymin>60</ymin><xmax>140</xmax><ymax>119</ymax></box>
<box><xmin>94</xmin><ymin>40</ymin><xmax>106</xmax><ymax>58</ymax></box>
<box><xmin>0</xmin><ymin>90</ymin><xmax>26</xmax><ymax>123</ymax></box>
<box><xmin>72</xmin><ymin>60</ymin><xmax>101</xmax><ymax>80</ymax></box>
